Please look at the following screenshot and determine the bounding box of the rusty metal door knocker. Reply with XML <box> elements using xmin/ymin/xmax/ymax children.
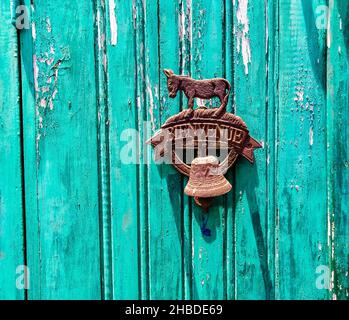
<box><xmin>147</xmin><ymin>69</ymin><xmax>262</xmax><ymax>211</ymax></box>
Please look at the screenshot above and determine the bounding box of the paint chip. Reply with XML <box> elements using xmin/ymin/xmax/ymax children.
<box><xmin>46</xmin><ymin>18</ymin><xmax>52</xmax><ymax>33</ymax></box>
<box><xmin>32</xmin><ymin>22</ymin><xmax>36</xmax><ymax>40</ymax></box>
<box><xmin>236</xmin><ymin>0</ymin><xmax>251</xmax><ymax>75</ymax></box>
<box><xmin>109</xmin><ymin>0</ymin><xmax>118</xmax><ymax>45</ymax></box>
<box><xmin>309</xmin><ymin>127</ymin><xmax>313</xmax><ymax>146</ymax></box>
<box><xmin>33</xmin><ymin>55</ymin><xmax>39</xmax><ymax>92</ymax></box>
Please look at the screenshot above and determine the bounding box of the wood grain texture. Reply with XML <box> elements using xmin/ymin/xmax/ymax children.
<box><xmin>94</xmin><ymin>0</ymin><xmax>113</xmax><ymax>300</ymax></box>
<box><xmin>0</xmin><ymin>0</ymin><xmax>348</xmax><ymax>300</ymax></box>
<box><xmin>190</xmin><ymin>0</ymin><xmax>225</xmax><ymax>300</ymax></box>
<box><xmin>224</xmin><ymin>0</ymin><xmax>235</xmax><ymax>300</ymax></box>
<box><xmin>145</xmin><ymin>0</ymin><xmax>184</xmax><ymax>299</ymax></box>
<box><xmin>105</xmin><ymin>0</ymin><xmax>140</xmax><ymax>300</ymax></box>
<box><xmin>233</xmin><ymin>0</ymin><xmax>273</xmax><ymax>300</ymax></box>
<box><xmin>278</xmin><ymin>0</ymin><xmax>328</xmax><ymax>299</ymax></box>
<box><xmin>0</xmin><ymin>0</ymin><xmax>25</xmax><ymax>300</ymax></box>
<box><xmin>327</xmin><ymin>0</ymin><xmax>349</xmax><ymax>300</ymax></box>
<box><xmin>180</xmin><ymin>0</ymin><xmax>194</xmax><ymax>300</ymax></box>
<box><xmin>134</xmin><ymin>0</ymin><xmax>149</xmax><ymax>300</ymax></box>
<box><xmin>22</xmin><ymin>0</ymin><xmax>102</xmax><ymax>299</ymax></box>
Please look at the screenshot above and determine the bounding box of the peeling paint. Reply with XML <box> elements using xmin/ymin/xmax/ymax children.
<box><xmin>197</xmin><ymin>98</ymin><xmax>206</xmax><ymax>107</ymax></box>
<box><xmin>97</xmin><ymin>10</ymin><xmax>102</xmax><ymax>50</ymax></box>
<box><xmin>103</xmin><ymin>53</ymin><xmax>108</xmax><ymax>73</ymax></box>
<box><xmin>46</xmin><ymin>18</ymin><xmax>52</xmax><ymax>33</ymax></box>
<box><xmin>36</xmin><ymin>133</ymin><xmax>41</xmax><ymax>151</ymax></box>
<box><xmin>309</xmin><ymin>127</ymin><xmax>313</xmax><ymax>146</ymax></box>
<box><xmin>327</xmin><ymin>0</ymin><xmax>333</xmax><ymax>48</ymax></box>
<box><xmin>180</xmin><ymin>0</ymin><xmax>192</xmax><ymax>72</ymax></box>
<box><xmin>186</xmin><ymin>0</ymin><xmax>192</xmax><ymax>44</ymax></box>
<box><xmin>33</xmin><ymin>55</ymin><xmax>39</xmax><ymax>92</ymax></box>
<box><xmin>32</xmin><ymin>22</ymin><xmax>36</xmax><ymax>40</ymax></box>
<box><xmin>294</xmin><ymin>90</ymin><xmax>304</xmax><ymax>102</ymax></box>
<box><xmin>109</xmin><ymin>0</ymin><xmax>118</xmax><ymax>45</ymax></box>
<box><xmin>132</xmin><ymin>1</ymin><xmax>137</xmax><ymax>30</ymax></box>
<box><xmin>137</xmin><ymin>96</ymin><xmax>141</xmax><ymax>109</ymax></box>
<box><xmin>52</xmin><ymin>89</ymin><xmax>58</xmax><ymax>100</ymax></box>
<box><xmin>39</xmin><ymin>116</ymin><xmax>43</xmax><ymax>129</ymax></box>
<box><xmin>146</xmin><ymin>76</ymin><xmax>155</xmax><ymax>131</ymax></box>
<box><xmin>46</xmin><ymin>57</ymin><xmax>54</xmax><ymax>65</ymax></box>
<box><xmin>179</xmin><ymin>11</ymin><xmax>185</xmax><ymax>41</ymax></box>
<box><xmin>236</xmin><ymin>0</ymin><xmax>251</xmax><ymax>75</ymax></box>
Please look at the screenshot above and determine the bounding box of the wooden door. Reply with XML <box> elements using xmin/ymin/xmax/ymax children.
<box><xmin>0</xmin><ymin>0</ymin><xmax>348</xmax><ymax>300</ymax></box>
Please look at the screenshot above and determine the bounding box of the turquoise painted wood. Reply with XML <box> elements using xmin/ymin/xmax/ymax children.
<box><xmin>233</xmin><ymin>0</ymin><xmax>272</xmax><ymax>299</ymax></box>
<box><xmin>190</xmin><ymin>0</ymin><xmax>225</xmax><ymax>300</ymax></box>
<box><xmin>20</xmin><ymin>0</ymin><xmax>102</xmax><ymax>299</ymax></box>
<box><xmin>147</xmin><ymin>0</ymin><xmax>183</xmax><ymax>299</ymax></box>
<box><xmin>327</xmin><ymin>0</ymin><xmax>349</xmax><ymax>300</ymax></box>
<box><xmin>104</xmin><ymin>0</ymin><xmax>139</xmax><ymax>299</ymax></box>
<box><xmin>278</xmin><ymin>0</ymin><xmax>329</xmax><ymax>299</ymax></box>
<box><xmin>0</xmin><ymin>1</ymin><xmax>25</xmax><ymax>300</ymax></box>
<box><xmin>0</xmin><ymin>0</ymin><xmax>348</xmax><ymax>300</ymax></box>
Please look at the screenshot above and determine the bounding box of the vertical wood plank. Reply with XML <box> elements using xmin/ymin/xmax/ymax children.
<box><xmin>19</xmin><ymin>0</ymin><xmax>37</xmax><ymax>298</ymax></box>
<box><xmin>181</xmin><ymin>0</ymin><xmax>193</xmax><ymax>300</ymax></box>
<box><xmin>144</xmin><ymin>0</ymin><xmax>184</xmax><ymax>299</ymax></box>
<box><xmin>190</xmin><ymin>0</ymin><xmax>225</xmax><ymax>300</ymax></box>
<box><xmin>327</xmin><ymin>0</ymin><xmax>349</xmax><ymax>300</ymax></box>
<box><xmin>134</xmin><ymin>0</ymin><xmax>149</xmax><ymax>300</ymax></box>
<box><xmin>224</xmin><ymin>0</ymin><xmax>235</xmax><ymax>300</ymax></box>
<box><xmin>266</xmin><ymin>0</ymin><xmax>278</xmax><ymax>300</ymax></box>
<box><xmin>23</xmin><ymin>0</ymin><xmax>101</xmax><ymax>299</ymax></box>
<box><xmin>0</xmin><ymin>0</ymin><xmax>25</xmax><ymax>300</ymax></box>
<box><xmin>233</xmin><ymin>0</ymin><xmax>273</xmax><ymax>299</ymax></box>
<box><xmin>104</xmin><ymin>0</ymin><xmax>140</xmax><ymax>299</ymax></box>
<box><xmin>277</xmin><ymin>0</ymin><xmax>328</xmax><ymax>299</ymax></box>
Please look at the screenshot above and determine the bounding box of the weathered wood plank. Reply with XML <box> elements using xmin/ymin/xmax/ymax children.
<box><xmin>327</xmin><ymin>0</ymin><xmax>349</xmax><ymax>300</ymax></box>
<box><xmin>19</xmin><ymin>0</ymin><xmax>38</xmax><ymax>299</ymax></box>
<box><xmin>277</xmin><ymin>0</ymin><xmax>328</xmax><ymax>299</ymax></box>
<box><xmin>233</xmin><ymin>0</ymin><xmax>272</xmax><ymax>299</ymax></box>
<box><xmin>134</xmin><ymin>0</ymin><xmax>149</xmax><ymax>300</ymax></box>
<box><xmin>0</xmin><ymin>0</ymin><xmax>25</xmax><ymax>300</ymax></box>
<box><xmin>23</xmin><ymin>0</ymin><xmax>101</xmax><ymax>299</ymax></box>
<box><xmin>181</xmin><ymin>0</ymin><xmax>193</xmax><ymax>300</ymax></box>
<box><xmin>224</xmin><ymin>0</ymin><xmax>235</xmax><ymax>300</ymax></box>
<box><xmin>104</xmin><ymin>0</ymin><xmax>140</xmax><ymax>299</ymax></box>
<box><xmin>5</xmin><ymin>0</ymin><xmax>347</xmax><ymax>301</ymax></box>
<box><xmin>143</xmin><ymin>0</ymin><xmax>184</xmax><ymax>299</ymax></box>
<box><xmin>266</xmin><ymin>0</ymin><xmax>278</xmax><ymax>300</ymax></box>
<box><xmin>94</xmin><ymin>0</ymin><xmax>112</xmax><ymax>300</ymax></box>
<box><xmin>190</xmin><ymin>0</ymin><xmax>226</xmax><ymax>300</ymax></box>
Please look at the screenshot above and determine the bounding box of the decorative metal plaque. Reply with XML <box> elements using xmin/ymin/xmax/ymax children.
<box><xmin>147</xmin><ymin>69</ymin><xmax>262</xmax><ymax>210</ymax></box>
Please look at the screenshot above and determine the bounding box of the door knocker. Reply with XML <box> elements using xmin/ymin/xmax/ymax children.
<box><xmin>147</xmin><ymin>69</ymin><xmax>262</xmax><ymax>210</ymax></box>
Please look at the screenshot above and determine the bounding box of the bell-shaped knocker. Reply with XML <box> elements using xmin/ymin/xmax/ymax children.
<box><xmin>184</xmin><ymin>156</ymin><xmax>232</xmax><ymax>211</ymax></box>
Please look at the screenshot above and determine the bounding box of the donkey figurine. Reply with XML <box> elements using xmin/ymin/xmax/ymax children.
<box><xmin>163</xmin><ymin>69</ymin><xmax>231</xmax><ymax>117</ymax></box>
